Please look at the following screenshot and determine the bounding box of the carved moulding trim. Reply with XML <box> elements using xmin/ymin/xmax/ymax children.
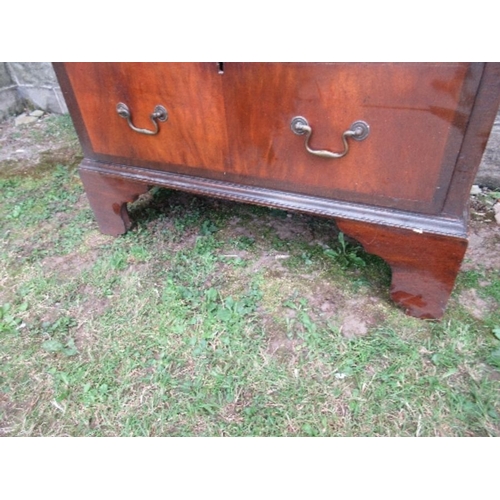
<box><xmin>79</xmin><ymin>159</ymin><xmax>468</xmax><ymax>238</ymax></box>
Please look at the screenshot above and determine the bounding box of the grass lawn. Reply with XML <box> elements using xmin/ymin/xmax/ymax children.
<box><xmin>1</xmin><ymin>114</ymin><xmax>500</xmax><ymax>436</ymax></box>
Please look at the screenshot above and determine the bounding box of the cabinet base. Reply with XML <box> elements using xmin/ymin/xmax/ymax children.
<box><xmin>79</xmin><ymin>159</ymin><xmax>468</xmax><ymax>320</ymax></box>
<box><xmin>80</xmin><ymin>167</ymin><xmax>149</xmax><ymax>237</ymax></box>
<box><xmin>337</xmin><ymin>220</ymin><xmax>467</xmax><ymax>319</ymax></box>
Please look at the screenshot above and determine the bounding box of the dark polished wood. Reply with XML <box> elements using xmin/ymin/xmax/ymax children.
<box><xmin>79</xmin><ymin>159</ymin><xmax>467</xmax><ymax>238</ymax></box>
<box><xmin>79</xmin><ymin>167</ymin><xmax>149</xmax><ymax>236</ymax></box>
<box><xmin>336</xmin><ymin>219</ymin><xmax>468</xmax><ymax>319</ymax></box>
<box><xmin>59</xmin><ymin>63</ymin><xmax>228</xmax><ymax>172</ymax></box>
<box><xmin>54</xmin><ymin>62</ymin><xmax>500</xmax><ymax>320</ymax></box>
<box><xmin>222</xmin><ymin>63</ymin><xmax>482</xmax><ymax>214</ymax></box>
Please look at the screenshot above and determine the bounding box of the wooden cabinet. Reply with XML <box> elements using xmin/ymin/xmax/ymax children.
<box><xmin>54</xmin><ymin>62</ymin><xmax>500</xmax><ymax>319</ymax></box>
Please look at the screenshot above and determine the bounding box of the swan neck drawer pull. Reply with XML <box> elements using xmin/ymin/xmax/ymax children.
<box><xmin>290</xmin><ymin>116</ymin><xmax>370</xmax><ymax>159</ymax></box>
<box><xmin>116</xmin><ymin>103</ymin><xmax>168</xmax><ymax>136</ymax></box>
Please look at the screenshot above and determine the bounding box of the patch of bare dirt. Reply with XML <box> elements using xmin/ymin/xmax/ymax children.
<box><xmin>263</xmin><ymin>313</ymin><xmax>303</xmax><ymax>363</ymax></box>
<box><xmin>41</xmin><ymin>250</ymin><xmax>97</xmax><ymax>278</ymax></box>
<box><xmin>462</xmin><ymin>219</ymin><xmax>500</xmax><ymax>271</ymax></box>
<box><xmin>264</xmin><ymin>281</ymin><xmax>387</xmax><ymax>363</ymax></box>
<box><xmin>339</xmin><ymin>298</ymin><xmax>387</xmax><ymax>339</ymax></box>
<box><xmin>226</xmin><ymin>217</ymin><xmax>259</xmax><ymax>240</ymax></box>
<box><xmin>83</xmin><ymin>231</ymin><xmax>115</xmax><ymax>249</ymax></box>
<box><xmin>458</xmin><ymin>289</ymin><xmax>495</xmax><ymax>320</ymax></box>
<box><xmin>308</xmin><ymin>284</ymin><xmax>387</xmax><ymax>339</ymax></box>
<box><xmin>0</xmin><ymin>392</ymin><xmax>18</xmax><ymax>436</ymax></box>
<box><xmin>250</xmin><ymin>253</ymin><xmax>289</xmax><ymax>276</ymax></box>
<box><xmin>470</xmin><ymin>188</ymin><xmax>499</xmax><ymax>223</ymax></box>
<box><xmin>0</xmin><ymin>392</ymin><xmax>40</xmax><ymax>436</ymax></box>
<box><xmin>0</xmin><ymin>113</ymin><xmax>82</xmax><ymax>176</ymax></box>
<box><xmin>267</xmin><ymin>215</ymin><xmax>316</xmax><ymax>243</ymax></box>
<box><xmin>307</xmin><ymin>286</ymin><xmax>345</xmax><ymax>318</ymax></box>
<box><xmin>267</xmin><ymin>334</ymin><xmax>302</xmax><ymax>362</ymax></box>
<box><xmin>340</xmin><ymin>314</ymin><xmax>370</xmax><ymax>338</ymax></box>
<box><xmin>67</xmin><ymin>284</ymin><xmax>112</xmax><ymax>351</ymax></box>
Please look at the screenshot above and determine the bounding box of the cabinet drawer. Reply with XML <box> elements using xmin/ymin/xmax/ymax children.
<box><xmin>63</xmin><ymin>62</ymin><xmax>228</xmax><ymax>173</ymax></box>
<box><xmin>63</xmin><ymin>62</ymin><xmax>482</xmax><ymax>215</ymax></box>
<box><xmin>222</xmin><ymin>63</ymin><xmax>482</xmax><ymax>214</ymax></box>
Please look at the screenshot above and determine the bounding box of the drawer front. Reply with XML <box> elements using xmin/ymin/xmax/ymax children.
<box><xmin>222</xmin><ymin>63</ymin><xmax>483</xmax><ymax>214</ymax></box>
<box><xmin>61</xmin><ymin>63</ymin><xmax>483</xmax><ymax>215</ymax></box>
<box><xmin>63</xmin><ymin>63</ymin><xmax>229</xmax><ymax>173</ymax></box>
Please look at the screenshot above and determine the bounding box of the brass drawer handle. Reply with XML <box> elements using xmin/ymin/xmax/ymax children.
<box><xmin>291</xmin><ymin>116</ymin><xmax>370</xmax><ymax>159</ymax></box>
<box><xmin>116</xmin><ymin>102</ymin><xmax>168</xmax><ymax>135</ymax></box>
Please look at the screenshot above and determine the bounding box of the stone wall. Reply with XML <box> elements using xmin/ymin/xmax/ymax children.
<box><xmin>476</xmin><ymin>113</ymin><xmax>500</xmax><ymax>189</ymax></box>
<box><xmin>0</xmin><ymin>62</ymin><xmax>67</xmax><ymax>120</ymax></box>
<box><xmin>0</xmin><ymin>62</ymin><xmax>499</xmax><ymax>187</ymax></box>
<box><xmin>0</xmin><ymin>63</ymin><xmax>23</xmax><ymax>120</ymax></box>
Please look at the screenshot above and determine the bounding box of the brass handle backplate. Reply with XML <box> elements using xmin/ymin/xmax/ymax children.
<box><xmin>291</xmin><ymin>116</ymin><xmax>370</xmax><ymax>159</ymax></box>
<box><xmin>116</xmin><ymin>102</ymin><xmax>168</xmax><ymax>135</ymax></box>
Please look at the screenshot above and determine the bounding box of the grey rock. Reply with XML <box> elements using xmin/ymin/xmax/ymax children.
<box><xmin>0</xmin><ymin>63</ymin><xmax>22</xmax><ymax>119</ymax></box>
<box><xmin>494</xmin><ymin>203</ymin><xmax>500</xmax><ymax>225</ymax></box>
<box><xmin>7</xmin><ymin>62</ymin><xmax>58</xmax><ymax>86</ymax></box>
<box><xmin>470</xmin><ymin>185</ymin><xmax>482</xmax><ymax>195</ymax></box>
<box><xmin>29</xmin><ymin>109</ymin><xmax>44</xmax><ymax>117</ymax></box>
<box><xmin>0</xmin><ymin>87</ymin><xmax>23</xmax><ymax>120</ymax></box>
<box><xmin>476</xmin><ymin>113</ymin><xmax>500</xmax><ymax>189</ymax></box>
<box><xmin>1</xmin><ymin>63</ymin><xmax>68</xmax><ymax>118</ymax></box>
<box><xmin>54</xmin><ymin>88</ymin><xmax>68</xmax><ymax>114</ymax></box>
<box><xmin>17</xmin><ymin>87</ymin><xmax>65</xmax><ymax>115</ymax></box>
<box><xmin>0</xmin><ymin>62</ymin><xmax>14</xmax><ymax>87</ymax></box>
<box><xmin>15</xmin><ymin>114</ymin><xmax>38</xmax><ymax>126</ymax></box>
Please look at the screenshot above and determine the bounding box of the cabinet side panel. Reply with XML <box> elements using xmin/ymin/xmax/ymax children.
<box><xmin>443</xmin><ymin>62</ymin><xmax>500</xmax><ymax>217</ymax></box>
<box><xmin>53</xmin><ymin>62</ymin><xmax>93</xmax><ymax>157</ymax></box>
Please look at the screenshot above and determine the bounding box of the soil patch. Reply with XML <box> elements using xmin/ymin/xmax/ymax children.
<box><xmin>0</xmin><ymin>392</ymin><xmax>17</xmax><ymax>436</ymax></box>
<box><xmin>42</xmin><ymin>250</ymin><xmax>97</xmax><ymax>279</ymax></box>
<box><xmin>0</xmin><ymin>113</ymin><xmax>82</xmax><ymax>177</ymax></box>
<box><xmin>307</xmin><ymin>283</ymin><xmax>387</xmax><ymax>338</ymax></box>
<box><xmin>458</xmin><ymin>288</ymin><xmax>495</xmax><ymax>320</ymax></box>
<box><xmin>462</xmin><ymin>220</ymin><xmax>500</xmax><ymax>271</ymax></box>
<box><xmin>264</xmin><ymin>315</ymin><xmax>302</xmax><ymax>362</ymax></box>
<box><xmin>267</xmin><ymin>215</ymin><xmax>315</xmax><ymax>243</ymax></box>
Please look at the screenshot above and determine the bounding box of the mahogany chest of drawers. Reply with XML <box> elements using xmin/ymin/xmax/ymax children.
<box><xmin>54</xmin><ymin>62</ymin><xmax>500</xmax><ymax>319</ymax></box>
